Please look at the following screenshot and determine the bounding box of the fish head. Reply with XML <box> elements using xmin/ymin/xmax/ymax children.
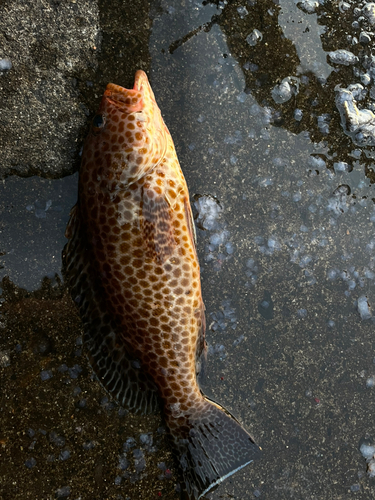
<box><xmin>83</xmin><ymin>70</ymin><xmax>167</xmax><ymax>186</ymax></box>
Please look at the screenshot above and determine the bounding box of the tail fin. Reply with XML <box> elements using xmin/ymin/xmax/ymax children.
<box><xmin>172</xmin><ymin>398</ymin><xmax>261</xmax><ymax>499</ymax></box>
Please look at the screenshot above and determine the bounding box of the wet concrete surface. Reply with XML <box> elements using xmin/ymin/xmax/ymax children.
<box><xmin>0</xmin><ymin>174</ymin><xmax>78</xmax><ymax>290</ymax></box>
<box><xmin>2</xmin><ymin>0</ymin><xmax>375</xmax><ymax>498</ymax></box>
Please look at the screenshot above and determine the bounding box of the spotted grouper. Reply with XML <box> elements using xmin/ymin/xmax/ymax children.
<box><xmin>63</xmin><ymin>70</ymin><xmax>261</xmax><ymax>498</ymax></box>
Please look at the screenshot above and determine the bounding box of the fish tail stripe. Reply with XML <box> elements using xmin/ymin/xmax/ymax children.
<box><xmin>198</xmin><ymin>460</ymin><xmax>254</xmax><ymax>500</ymax></box>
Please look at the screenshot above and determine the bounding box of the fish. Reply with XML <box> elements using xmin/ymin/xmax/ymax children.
<box><xmin>63</xmin><ymin>70</ymin><xmax>261</xmax><ymax>499</ymax></box>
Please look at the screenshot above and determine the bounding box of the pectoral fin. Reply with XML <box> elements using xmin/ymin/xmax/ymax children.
<box><xmin>141</xmin><ymin>188</ymin><xmax>176</xmax><ymax>264</ymax></box>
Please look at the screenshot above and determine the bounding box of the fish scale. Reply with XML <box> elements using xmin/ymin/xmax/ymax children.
<box><xmin>63</xmin><ymin>70</ymin><xmax>261</xmax><ymax>499</ymax></box>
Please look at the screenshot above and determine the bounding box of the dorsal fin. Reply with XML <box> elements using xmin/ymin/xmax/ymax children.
<box><xmin>62</xmin><ymin>205</ymin><xmax>160</xmax><ymax>414</ymax></box>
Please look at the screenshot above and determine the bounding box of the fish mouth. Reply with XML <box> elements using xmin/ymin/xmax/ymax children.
<box><xmin>104</xmin><ymin>82</ymin><xmax>143</xmax><ymax>112</ymax></box>
<box><xmin>104</xmin><ymin>71</ymin><xmax>152</xmax><ymax>112</ymax></box>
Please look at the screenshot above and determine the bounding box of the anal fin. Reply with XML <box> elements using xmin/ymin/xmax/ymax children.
<box><xmin>195</xmin><ymin>302</ymin><xmax>207</xmax><ymax>382</ymax></box>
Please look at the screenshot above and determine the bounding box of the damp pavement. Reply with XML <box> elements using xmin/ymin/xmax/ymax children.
<box><xmin>2</xmin><ymin>0</ymin><xmax>375</xmax><ymax>498</ymax></box>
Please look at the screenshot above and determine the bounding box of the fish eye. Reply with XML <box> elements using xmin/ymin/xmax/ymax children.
<box><xmin>92</xmin><ymin>114</ymin><xmax>105</xmax><ymax>129</ymax></box>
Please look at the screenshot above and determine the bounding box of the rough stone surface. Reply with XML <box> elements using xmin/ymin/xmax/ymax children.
<box><xmin>0</xmin><ymin>0</ymin><xmax>100</xmax><ymax>177</ymax></box>
<box><xmin>0</xmin><ymin>0</ymin><xmax>151</xmax><ymax>178</ymax></box>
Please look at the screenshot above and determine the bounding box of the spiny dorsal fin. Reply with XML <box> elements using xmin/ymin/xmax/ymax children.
<box><xmin>62</xmin><ymin>206</ymin><xmax>160</xmax><ymax>415</ymax></box>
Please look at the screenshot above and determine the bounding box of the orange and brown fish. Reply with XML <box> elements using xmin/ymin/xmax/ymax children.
<box><xmin>63</xmin><ymin>70</ymin><xmax>261</xmax><ymax>499</ymax></box>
